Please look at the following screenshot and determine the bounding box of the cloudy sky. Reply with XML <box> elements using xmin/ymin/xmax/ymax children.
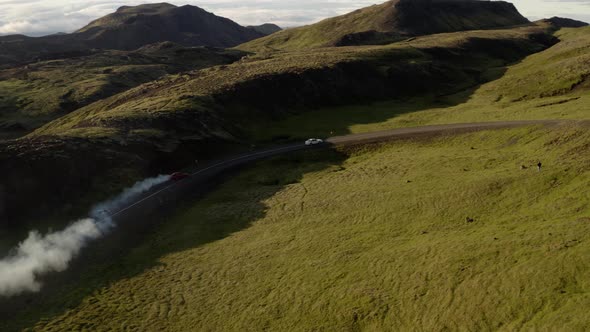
<box><xmin>0</xmin><ymin>0</ymin><xmax>589</xmax><ymax>37</ymax></box>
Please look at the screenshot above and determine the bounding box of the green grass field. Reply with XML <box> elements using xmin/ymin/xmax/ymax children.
<box><xmin>0</xmin><ymin>46</ymin><xmax>243</xmax><ymax>136</ymax></box>
<box><xmin>14</xmin><ymin>123</ymin><xmax>590</xmax><ymax>331</ymax></box>
<box><xmin>248</xmin><ymin>27</ymin><xmax>590</xmax><ymax>143</ymax></box>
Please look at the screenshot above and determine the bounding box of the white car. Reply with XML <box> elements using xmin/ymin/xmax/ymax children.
<box><xmin>305</xmin><ymin>138</ymin><xmax>324</xmax><ymax>146</ymax></box>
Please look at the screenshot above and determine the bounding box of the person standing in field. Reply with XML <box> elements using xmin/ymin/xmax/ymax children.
<box><xmin>537</xmin><ymin>162</ymin><xmax>542</xmax><ymax>172</ymax></box>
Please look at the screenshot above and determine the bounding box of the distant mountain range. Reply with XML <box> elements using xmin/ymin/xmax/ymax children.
<box><xmin>247</xmin><ymin>24</ymin><xmax>282</xmax><ymax>35</ymax></box>
<box><xmin>0</xmin><ymin>3</ymin><xmax>281</xmax><ymax>67</ymax></box>
<box><xmin>540</xmin><ymin>17</ymin><xmax>589</xmax><ymax>28</ymax></box>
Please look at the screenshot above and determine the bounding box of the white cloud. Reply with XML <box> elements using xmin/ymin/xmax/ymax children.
<box><xmin>0</xmin><ymin>20</ymin><xmax>34</xmax><ymax>35</ymax></box>
<box><xmin>0</xmin><ymin>0</ymin><xmax>588</xmax><ymax>37</ymax></box>
<box><xmin>512</xmin><ymin>0</ymin><xmax>590</xmax><ymax>21</ymax></box>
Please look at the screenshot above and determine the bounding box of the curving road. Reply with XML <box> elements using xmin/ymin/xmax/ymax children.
<box><xmin>110</xmin><ymin>120</ymin><xmax>562</xmax><ymax>221</ymax></box>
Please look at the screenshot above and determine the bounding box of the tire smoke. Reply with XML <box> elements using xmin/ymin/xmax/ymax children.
<box><xmin>0</xmin><ymin>175</ymin><xmax>171</xmax><ymax>297</ymax></box>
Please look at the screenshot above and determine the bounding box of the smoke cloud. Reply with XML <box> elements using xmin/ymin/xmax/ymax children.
<box><xmin>0</xmin><ymin>174</ymin><xmax>171</xmax><ymax>297</ymax></box>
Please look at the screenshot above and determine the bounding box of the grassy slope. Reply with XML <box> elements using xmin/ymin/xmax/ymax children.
<box><xmin>0</xmin><ymin>46</ymin><xmax>243</xmax><ymax>136</ymax></box>
<box><xmin>238</xmin><ymin>2</ymin><xmax>394</xmax><ymax>51</ymax></box>
<box><xmin>29</xmin><ymin>26</ymin><xmax>549</xmax><ymax>141</ymax></box>
<box><xmin>0</xmin><ymin>25</ymin><xmax>555</xmax><ymax>222</ymax></box>
<box><xmin>248</xmin><ymin>26</ymin><xmax>590</xmax><ymax>141</ymax></box>
<box><xmin>19</xmin><ymin>123</ymin><xmax>590</xmax><ymax>331</ymax></box>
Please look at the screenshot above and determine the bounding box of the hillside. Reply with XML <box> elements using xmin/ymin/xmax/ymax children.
<box><xmin>244</xmin><ymin>24</ymin><xmax>590</xmax><ymax>141</ymax></box>
<box><xmin>7</xmin><ymin>123</ymin><xmax>590</xmax><ymax>330</ymax></box>
<box><xmin>238</xmin><ymin>0</ymin><xmax>530</xmax><ymax>51</ymax></box>
<box><xmin>0</xmin><ymin>44</ymin><xmax>245</xmax><ymax>138</ymax></box>
<box><xmin>31</xmin><ymin>26</ymin><xmax>554</xmax><ymax>141</ymax></box>
<box><xmin>0</xmin><ymin>4</ymin><xmax>265</xmax><ymax>67</ymax></box>
<box><xmin>0</xmin><ymin>24</ymin><xmax>557</xmax><ymax>223</ymax></box>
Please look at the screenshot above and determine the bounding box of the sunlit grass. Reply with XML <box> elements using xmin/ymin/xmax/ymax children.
<box><xmin>18</xmin><ymin>123</ymin><xmax>590</xmax><ymax>331</ymax></box>
<box><xmin>247</xmin><ymin>27</ymin><xmax>590</xmax><ymax>142</ymax></box>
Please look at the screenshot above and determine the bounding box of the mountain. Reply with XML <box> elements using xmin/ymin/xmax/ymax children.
<box><xmin>248</xmin><ymin>24</ymin><xmax>282</xmax><ymax>35</ymax></box>
<box><xmin>0</xmin><ymin>3</ymin><xmax>265</xmax><ymax>67</ymax></box>
<box><xmin>541</xmin><ymin>17</ymin><xmax>589</xmax><ymax>28</ymax></box>
<box><xmin>75</xmin><ymin>3</ymin><xmax>265</xmax><ymax>50</ymax></box>
<box><xmin>239</xmin><ymin>0</ymin><xmax>530</xmax><ymax>51</ymax></box>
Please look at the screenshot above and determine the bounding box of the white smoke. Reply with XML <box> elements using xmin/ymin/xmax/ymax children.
<box><xmin>0</xmin><ymin>174</ymin><xmax>171</xmax><ymax>297</ymax></box>
<box><xmin>89</xmin><ymin>174</ymin><xmax>173</xmax><ymax>232</ymax></box>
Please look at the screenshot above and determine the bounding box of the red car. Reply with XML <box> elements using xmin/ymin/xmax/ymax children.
<box><xmin>171</xmin><ymin>172</ymin><xmax>190</xmax><ymax>181</ymax></box>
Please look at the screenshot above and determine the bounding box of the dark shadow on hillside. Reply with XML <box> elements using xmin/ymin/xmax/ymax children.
<box><xmin>249</xmin><ymin>64</ymin><xmax>512</xmax><ymax>146</ymax></box>
<box><xmin>231</xmin><ymin>31</ymin><xmax>562</xmax><ymax>145</ymax></box>
<box><xmin>0</xmin><ymin>147</ymin><xmax>348</xmax><ymax>331</ymax></box>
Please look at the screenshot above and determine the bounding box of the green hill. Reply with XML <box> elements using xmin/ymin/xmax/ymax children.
<box><xmin>30</xmin><ymin>26</ymin><xmax>554</xmax><ymax>141</ymax></box>
<box><xmin>252</xmin><ymin>24</ymin><xmax>590</xmax><ymax>140</ymax></box>
<box><xmin>238</xmin><ymin>0</ymin><xmax>530</xmax><ymax>51</ymax></box>
<box><xmin>8</xmin><ymin>123</ymin><xmax>590</xmax><ymax>331</ymax></box>
<box><xmin>0</xmin><ymin>44</ymin><xmax>244</xmax><ymax>138</ymax></box>
<box><xmin>486</xmin><ymin>25</ymin><xmax>590</xmax><ymax>101</ymax></box>
<box><xmin>0</xmin><ymin>24</ymin><xmax>556</xmax><ymax>223</ymax></box>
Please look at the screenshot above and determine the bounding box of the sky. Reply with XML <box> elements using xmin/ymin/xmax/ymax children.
<box><xmin>0</xmin><ymin>0</ymin><xmax>589</xmax><ymax>37</ymax></box>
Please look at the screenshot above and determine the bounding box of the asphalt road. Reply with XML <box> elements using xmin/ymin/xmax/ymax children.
<box><xmin>110</xmin><ymin>119</ymin><xmax>562</xmax><ymax>221</ymax></box>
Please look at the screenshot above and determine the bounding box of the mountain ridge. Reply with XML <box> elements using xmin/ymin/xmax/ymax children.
<box><xmin>248</xmin><ymin>24</ymin><xmax>282</xmax><ymax>35</ymax></box>
<box><xmin>239</xmin><ymin>0</ymin><xmax>531</xmax><ymax>50</ymax></box>
<box><xmin>74</xmin><ymin>3</ymin><xmax>264</xmax><ymax>50</ymax></box>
